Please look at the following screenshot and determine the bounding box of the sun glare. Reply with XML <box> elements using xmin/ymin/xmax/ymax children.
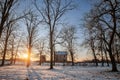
<box><xmin>23</xmin><ymin>54</ymin><xmax>28</xmax><ymax>59</ymax></box>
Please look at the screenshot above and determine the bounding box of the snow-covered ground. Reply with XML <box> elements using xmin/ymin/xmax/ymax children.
<box><xmin>0</xmin><ymin>64</ymin><xmax>120</xmax><ymax>80</ymax></box>
<box><xmin>0</xmin><ymin>65</ymin><xmax>27</xmax><ymax>80</ymax></box>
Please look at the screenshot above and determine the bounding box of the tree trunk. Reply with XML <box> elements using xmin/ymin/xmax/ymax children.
<box><xmin>0</xmin><ymin>27</ymin><xmax>3</xmax><ymax>38</ymax></box>
<box><xmin>1</xmin><ymin>46</ymin><xmax>7</xmax><ymax>66</ymax></box>
<box><xmin>108</xmin><ymin>49</ymin><xmax>118</xmax><ymax>71</ymax></box>
<box><xmin>10</xmin><ymin>40</ymin><xmax>14</xmax><ymax>65</ymax></box>
<box><xmin>53</xmin><ymin>45</ymin><xmax>55</xmax><ymax>66</ymax></box>
<box><xmin>109</xmin><ymin>6</ymin><xmax>118</xmax><ymax>72</ymax></box>
<box><xmin>70</xmin><ymin>51</ymin><xmax>74</xmax><ymax>66</ymax></box>
<box><xmin>39</xmin><ymin>53</ymin><xmax>41</xmax><ymax>65</ymax></box>
<box><xmin>101</xmin><ymin>51</ymin><xmax>104</xmax><ymax>67</ymax></box>
<box><xmin>14</xmin><ymin>54</ymin><xmax>17</xmax><ymax>64</ymax></box>
<box><xmin>0</xmin><ymin>15</ymin><xmax>6</xmax><ymax>38</ymax></box>
<box><xmin>27</xmin><ymin>47</ymin><xmax>31</xmax><ymax>67</ymax></box>
<box><xmin>116</xmin><ymin>49</ymin><xmax>119</xmax><ymax>63</ymax></box>
<box><xmin>92</xmin><ymin>48</ymin><xmax>98</xmax><ymax>66</ymax></box>
<box><xmin>50</xmin><ymin>31</ymin><xmax>53</xmax><ymax>69</ymax></box>
<box><xmin>104</xmin><ymin>50</ymin><xmax>109</xmax><ymax>66</ymax></box>
<box><xmin>1</xmin><ymin>37</ymin><xmax>8</xmax><ymax>66</ymax></box>
<box><xmin>10</xmin><ymin>53</ymin><xmax>14</xmax><ymax>64</ymax></box>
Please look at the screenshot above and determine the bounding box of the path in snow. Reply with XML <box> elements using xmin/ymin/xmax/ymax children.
<box><xmin>27</xmin><ymin>67</ymin><xmax>42</xmax><ymax>80</ymax></box>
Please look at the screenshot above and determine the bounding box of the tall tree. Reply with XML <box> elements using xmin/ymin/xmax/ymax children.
<box><xmin>59</xmin><ymin>25</ymin><xmax>77</xmax><ymax>66</ymax></box>
<box><xmin>35</xmin><ymin>38</ymin><xmax>45</xmax><ymax>65</ymax></box>
<box><xmin>35</xmin><ymin>0</ymin><xmax>75</xmax><ymax>69</ymax></box>
<box><xmin>24</xmin><ymin>12</ymin><xmax>39</xmax><ymax>67</ymax></box>
<box><xmin>9</xmin><ymin>34</ymin><xmax>15</xmax><ymax>64</ymax></box>
<box><xmin>1</xmin><ymin>16</ymin><xmax>17</xmax><ymax>66</ymax></box>
<box><xmin>83</xmin><ymin>30</ymin><xmax>98</xmax><ymax>66</ymax></box>
<box><xmin>83</xmin><ymin>0</ymin><xmax>120</xmax><ymax>71</ymax></box>
<box><xmin>83</xmin><ymin>14</ymin><xmax>98</xmax><ymax>66</ymax></box>
<box><xmin>13</xmin><ymin>34</ymin><xmax>23</xmax><ymax>64</ymax></box>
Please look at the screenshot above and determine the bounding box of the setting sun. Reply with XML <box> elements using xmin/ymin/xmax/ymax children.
<box><xmin>23</xmin><ymin>54</ymin><xmax>28</xmax><ymax>59</ymax></box>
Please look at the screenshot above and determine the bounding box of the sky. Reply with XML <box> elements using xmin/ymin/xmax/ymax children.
<box><xmin>54</xmin><ymin>0</ymin><xmax>96</xmax><ymax>61</ymax></box>
<box><xmin>16</xmin><ymin>0</ymin><xmax>98</xmax><ymax>61</ymax></box>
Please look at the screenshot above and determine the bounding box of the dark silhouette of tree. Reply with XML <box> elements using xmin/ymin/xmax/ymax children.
<box><xmin>1</xmin><ymin>17</ymin><xmax>17</xmax><ymax>66</ymax></box>
<box><xmin>0</xmin><ymin>0</ymin><xmax>15</xmax><ymax>38</ymax></box>
<box><xmin>83</xmin><ymin>0</ymin><xmax>120</xmax><ymax>71</ymax></box>
<box><xmin>0</xmin><ymin>0</ymin><xmax>27</xmax><ymax>38</ymax></box>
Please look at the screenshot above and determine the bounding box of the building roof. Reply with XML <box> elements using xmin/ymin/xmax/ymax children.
<box><xmin>55</xmin><ymin>51</ymin><xmax>67</xmax><ymax>55</ymax></box>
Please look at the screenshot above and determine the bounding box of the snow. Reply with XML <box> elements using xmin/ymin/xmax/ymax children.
<box><xmin>0</xmin><ymin>64</ymin><xmax>120</xmax><ymax>80</ymax></box>
<box><xmin>0</xmin><ymin>65</ymin><xmax>27</xmax><ymax>80</ymax></box>
<box><xmin>55</xmin><ymin>51</ymin><xmax>67</xmax><ymax>55</ymax></box>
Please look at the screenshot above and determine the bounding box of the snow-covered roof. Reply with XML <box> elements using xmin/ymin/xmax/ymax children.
<box><xmin>55</xmin><ymin>51</ymin><xmax>67</xmax><ymax>55</ymax></box>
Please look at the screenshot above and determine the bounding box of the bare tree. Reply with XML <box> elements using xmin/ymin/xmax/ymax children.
<box><xmin>96</xmin><ymin>0</ymin><xmax>119</xmax><ymax>71</ymax></box>
<box><xmin>59</xmin><ymin>25</ymin><xmax>77</xmax><ymax>66</ymax></box>
<box><xmin>0</xmin><ymin>0</ymin><xmax>29</xmax><ymax>66</ymax></box>
<box><xmin>82</xmin><ymin>13</ymin><xmax>99</xmax><ymax>66</ymax></box>
<box><xmin>0</xmin><ymin>16</ymin><xmax>17</xmax><ymax>66</ymax></box>
<box><xmin>8</xmin><ymin>32</ymin><xmax>22</xmax><ymax>65</ymax></box>
<box><xmin>82</xmin><ymin>30</ymin><xmax>98</xmax><ymax>66</ymax></box>
<box><xmin>90</xmin><ymin>37</ymin><xmax>98</xmax><ymax>66</ymax></box>
<box><xmin>34</xmin><ymin>0</ymin><xmax>75</xmax><ymax>69</ymax></box>
<box><xmin>13</xmin><ymin>34</ymin><xmax>23</xmax><ymax>64</ymax></box>
<box><xmin>83</xmin><ymin>0</ymin><xmax>120</xmax><ymax>71</ymax></box>
<box><xmin>35</xmin><ymin>38</ymin><xmax>45</xmax><ymax>65</ymax></box>
<box><xmin>24</xmin><ymin>11</ymin><xmax>40</xmax><ymax>67</ymax></box>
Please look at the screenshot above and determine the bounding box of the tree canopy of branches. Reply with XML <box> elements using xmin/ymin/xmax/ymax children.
<box><xmin>24</xmin><ymin>11</ymin><xmax>40</xmax><ymax>67</ymax></box>
<box><xmin>83</xmin><ymin>0</ymin><xmax>120</xmax><ymax>71</ymax></box>
<box><xmin>35</xmin><ymin>0</ymin><xmax>75</xmax><ymax>69</ymax></box>
<box><xmin>0</xmin><ymin>14</ymin><xmax>18</xmax><ymax>66</ymax></box>
<box><xmin>0</xmin><ymin>0</ymin><xmax>15</xmax><ymax>38</ymax></box>
<box><xmin>0</xmin><ymin>0</ymin><xmax>29</xmax><ymax>66</ymax></box>
<box><xmin>59</xmin><ymin>25</ymin><xmax>77</xmax><ymax>66</ymax></box>
<box><xmin>34</xmin><ymin>38</ymin><xmax>45</xmax><ymax>65</ymax></box>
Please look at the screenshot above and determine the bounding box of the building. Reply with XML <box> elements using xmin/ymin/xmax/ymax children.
<box><xmin>40</xmin><ymin>55</ymin><xmax>46</xmax><ymax>63</ymax></box>
<box><xmin>54</xmin><ymin>51</ymin><xmax>67</xmax><ymax>62</ymax></box>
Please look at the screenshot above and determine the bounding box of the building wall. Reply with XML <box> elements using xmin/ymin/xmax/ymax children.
<box><xmin>40</xmin><ymin>55</ymin><xmax>46</xmax><ymax>63</ymax></box>
<box><xmin>55</xmin><ymin>54</ymin><xmax>67</xmax><ymax>62</ymax></box>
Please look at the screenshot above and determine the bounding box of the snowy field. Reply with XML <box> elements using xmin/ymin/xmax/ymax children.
<box><xmin>0</xmin><ymin>64</ymin><xmax>120</xmax><ymax>80</ymax></box>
